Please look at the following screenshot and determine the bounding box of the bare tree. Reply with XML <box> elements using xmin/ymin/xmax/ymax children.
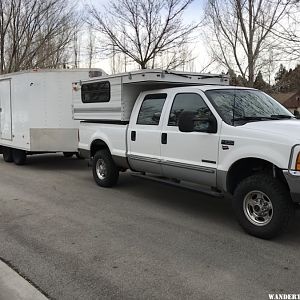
<box><xmin>87</xmin><ymin>25</ymin><xmax>96</xmax><ymax>69</ymax></box>
<box><xmin>276</xmin><ymin>3</ymin><xmax>300</xmax><ymax>61</ymax></box>
<box><xmin>205</xmin><ymin>0</ymin><xmax>295</xmax><ymax>86</ymax></box>
<box><xmin>88</xmin><ymin>0</ymin><xmax>198</xmax><ymax>70</ymax></box>
<box><xmin>73</xmin><ymin>29</ymin><xmax>81</xmax><ymax>68</ymax></box>
<box><xmin>0</xmin><ymin>0</ymin><xmax>78</xmax><ymax>74</ymax></box>
<box><xmin>151</xmin><ymin>44</ymin><xmax>196</xmax><ymax>70</ymax></box>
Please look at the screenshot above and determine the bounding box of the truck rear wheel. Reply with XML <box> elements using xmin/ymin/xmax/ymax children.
<box><xmin>12</xmin><ymin>149</ymin><xmax>27</xmax><ymax>165</ymax></box>
<box><xmin>93</xmin><ymin>150</ymin><xmax>119</xmax><ymax>187</ymax></box>
<box><xmin>233</xmin><ymin>174</ymin><xmax>294</xmax><ymax>239</ymax></box>
<box><xmin>3</xmin><ymin>147</ymin><xmax>13</xmax><ymax>162</ymax></box>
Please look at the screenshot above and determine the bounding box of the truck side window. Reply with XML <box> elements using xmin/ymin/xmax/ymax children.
<box><xmin>137</xmin><ymin>94</ymin><xmax>167</xmax><ymax>125</ymax></box>
<box><xmin>168</xmin><ymin>93</ymin><xmax>212</xmax><ymax>131</ymax></box>
<box><xmin>81</xmin><ymin>81</ymin><xmax>110</xmax><ymax>103</ymax></box>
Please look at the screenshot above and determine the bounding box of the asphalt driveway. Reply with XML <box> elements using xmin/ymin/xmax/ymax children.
<box><xmin>0</xmin><ymin>154</ymin><xmax>299</xmax><ymax>300</ymax></box>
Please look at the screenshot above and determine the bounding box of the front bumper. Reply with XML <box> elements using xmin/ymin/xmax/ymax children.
<box><xmin>283</xmin><ymin>170</ymin><xmax>300</xmax><ymax>203</ymax></box>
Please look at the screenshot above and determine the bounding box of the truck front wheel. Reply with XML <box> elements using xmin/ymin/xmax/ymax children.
<box><xmin>12</xmin><ymin>149</ymin><xmax>27</xmax><ymax>165</ymax></box>
<box><xmin>92</xmin><ymin>150</ymin><xmax>119</xmax><ymax>187</ymax></box>
<box><xmin>233</xmin><ymin>174</ymin><xmax>294</xmax><ymax>239</ymax></box>
<box><xmin>3</xmin><ymin>147</ymin><xmax>13</xmax><ymax>162</ymax></box>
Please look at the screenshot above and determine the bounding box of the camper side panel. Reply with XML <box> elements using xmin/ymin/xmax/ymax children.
<box><xmin>73</xmin><ymin>77</ymin><xmax>122</xmax><ymax>121</ymax></box>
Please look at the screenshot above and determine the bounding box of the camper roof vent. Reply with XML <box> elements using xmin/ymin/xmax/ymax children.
<box><xmin>89</xmin><ymin>70</ymin><xmax>103</xmax><ymax>78</ymax></box>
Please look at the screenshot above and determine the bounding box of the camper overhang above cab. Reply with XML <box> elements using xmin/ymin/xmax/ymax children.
<box><xmin>72</xmin><ymin>69</ymin><xmax>230</xmax><ymax>122</ymax></box>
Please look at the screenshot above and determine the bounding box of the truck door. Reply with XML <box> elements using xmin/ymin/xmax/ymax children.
<box><xmin>0</xmin><ymin>79</ymin><xmax>12</xmax><ymax>140</ymax></box>
<box><xmin>160</xmin><ymin>92</ymin><xmax>219</xmax><ymax>187</ymax></box>
<box><xmin>127</xmin><ymin>93</ymin><xmax>167</xmax><ymax>175</ymax></box>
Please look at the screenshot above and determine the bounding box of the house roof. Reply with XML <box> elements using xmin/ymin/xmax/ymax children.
<box><xmin>270</xmin><ymin>92</ymin><xmax>297</xmax><ymax>105</ymax></box>
<box><xmin>283</xmin><ymin>91</ymin><xmax>300</xmax><ymax>109</ymax></box>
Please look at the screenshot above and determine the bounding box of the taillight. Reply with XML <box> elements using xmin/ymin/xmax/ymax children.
<box><xmin>296</xmin><ymin>153</ymin><xmax>300</xmax><ymax>171</ymax></box>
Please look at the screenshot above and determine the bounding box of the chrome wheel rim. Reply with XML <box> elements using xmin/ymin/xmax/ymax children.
<box><xmin>243</xmin><ymin>191</ymin><xmax>273</xmax><ymax>226</ymax></box>
<box><xmin>96</xmin><ymin>159</ymin><xmax>107</xmax><ymax>180</ymax></box>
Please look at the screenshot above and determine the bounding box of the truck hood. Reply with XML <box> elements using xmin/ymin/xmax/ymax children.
<box><xmin>241</xmin><ymin>119</ymin><xmax>300</xmax><ymax>143</ymax></box>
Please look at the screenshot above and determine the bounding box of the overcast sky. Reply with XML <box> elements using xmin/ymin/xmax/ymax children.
<box><xmin>89</xmin><ymin>0</ymin><xmax>204</xmax><ymax>24</ymax></box>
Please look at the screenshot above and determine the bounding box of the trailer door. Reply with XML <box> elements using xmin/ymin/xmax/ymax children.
<box><xmin>0</xmin><ymin>79</ymin><xmax>12</xmax><ymax>140</ymax></box>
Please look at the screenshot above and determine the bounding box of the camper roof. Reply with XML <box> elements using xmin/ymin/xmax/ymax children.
<box><xmin>78</xmin><ymin>69</ymin><xmax>229</xmax><ymax>86</ymax></box>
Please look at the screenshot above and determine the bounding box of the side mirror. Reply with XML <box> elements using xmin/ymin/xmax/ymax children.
<box><xmin>178</xmin><ymin>111</ymin><xmax>195</xmax><ymax>132</ymax></box>
<box><xmin>178</xmin><ymin>111</ymin><xmax>218</xmax><ymax>133</ymax></box>
<box><xmin>206</xmin><ymin>116</ymin><xmax>218</xmax><ymax>133</ymax></box>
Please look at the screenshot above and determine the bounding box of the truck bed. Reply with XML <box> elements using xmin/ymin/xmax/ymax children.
<box><xmin>79</xmin><ymin>122</ymin><xmax>128</xmax><ymax>158</ymax></box>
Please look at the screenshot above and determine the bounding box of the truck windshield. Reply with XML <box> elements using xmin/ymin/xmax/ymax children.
<box><xmin>205</xmin><ymin>89</ymin><xmax>294</xmax><ymax>126</ymax></box>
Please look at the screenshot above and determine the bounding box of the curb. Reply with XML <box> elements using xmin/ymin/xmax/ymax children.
<box><xmin>0</xmin><ymin>259</ymin><xmax>48</xmax><ymax>300</ymax></box>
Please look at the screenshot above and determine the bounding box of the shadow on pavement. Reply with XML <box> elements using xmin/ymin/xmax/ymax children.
<box><xmin>9</xmin><ymin>153</ymin><xmax>89</xmax><ymax>171</ymax></box>
<box><xmin>117</xmin><ymin>173</ymin><xmax>300</xmax><ymax>244</ymax></box>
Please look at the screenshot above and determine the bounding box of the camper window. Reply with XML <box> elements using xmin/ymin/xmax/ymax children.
<box><xmin>81</xmin><ymin>81</ymin><xmax>110</xmax><ymax>103</ymax></box>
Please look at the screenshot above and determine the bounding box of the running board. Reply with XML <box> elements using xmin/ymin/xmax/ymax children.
<box><xmin>131</xmin><ymin>173</ymin><xmax>224</xmax><ymax>198</ymax></box>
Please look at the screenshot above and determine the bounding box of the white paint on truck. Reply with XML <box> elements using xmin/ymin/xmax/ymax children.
<box><xmin>75</xmin><ymin>69</ymin><xmax>300</xmax><ymax>239</ymax></box>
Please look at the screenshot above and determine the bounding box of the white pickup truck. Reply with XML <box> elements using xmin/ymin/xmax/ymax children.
<box><xmin>75</xmin><ymin>70</ymin><xmax>300</xmax><ymax>239</ymax></box>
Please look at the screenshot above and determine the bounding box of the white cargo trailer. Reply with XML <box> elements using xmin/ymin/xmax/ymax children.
<box><xmin>0</xmin><ymin>68</ymin><xmax>105</xmax><ymax>164</ymax></box>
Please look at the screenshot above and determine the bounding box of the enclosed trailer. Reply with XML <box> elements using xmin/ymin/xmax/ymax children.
<box><xmin>0</xmin><ymin>68</ymin><xmax>105</xmax><ymax>164</ymax></box>
<box><xmin>72</xmin><ymin>69</ymin><xmax>229</xmax><ymax>121</ymax></box>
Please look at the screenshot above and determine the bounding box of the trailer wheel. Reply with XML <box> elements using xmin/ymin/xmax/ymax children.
<box><xmin>3</xmin><ymin>147</ymin><xmax>13</xmax><ymax>163</ymax></box>
<box><xmin>232</xmin><ymin>174</ymin><xmax>294</xmax><ymax>239</ymax></box>
<box><xmin>12</xmin><ymin>149</ymin><xmax>27</xmax><ymax>165</ymax></box>
<box><xmin>63</xmin><ymin>152</ymin><xmax>74</xmax><ymax>158</ymax></box>
<box><xmin>93</xmin><ymin>150</ymin><xmax>119</xmax><ymax>187</ymax></box>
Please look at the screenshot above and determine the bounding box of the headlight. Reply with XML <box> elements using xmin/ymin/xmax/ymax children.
<box><xmin>290</xmin><ymin>145</ymin><xmax>300</xmax><ymax>172</ymax></box>
<box><xmin>296</xmin><ymin>152</ymin><xmax>300</xmax><ymax>171</ymax></box>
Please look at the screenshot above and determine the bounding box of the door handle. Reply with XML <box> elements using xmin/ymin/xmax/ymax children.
<box><xmin>131</xmin><ymin>131</ymin><xmax>136</xmax><ymax>141</ymax></box>
<box><xmin>161</xmin><ymin>133</ymin><xmax>167</xmax><ymax>144</ymax></box>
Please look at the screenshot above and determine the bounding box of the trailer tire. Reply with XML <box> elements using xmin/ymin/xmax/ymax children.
<box><xmin>93</xmin><ymin>150</ymin><xmax>119</xmax><ymax>187</ymax></box>
<box><xmin>3</xmin><ymin>147</ymin><xmax>13</xmax><ymax>163</ymax></box>
<box><xmin>12</xmin><ymin>149</ymin><xmax>27</xmax><ymax>165</ymax></box>
<box><xmin>233</xmin><ymin>174</ymin><xmax>294</xmax><ymax>239</ymax></box>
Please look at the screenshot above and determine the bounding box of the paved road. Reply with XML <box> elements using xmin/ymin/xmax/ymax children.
<box><xmin>0</xmin><ymin>154</ymin><xmax>299</xmax><ymax>300</ymax></box>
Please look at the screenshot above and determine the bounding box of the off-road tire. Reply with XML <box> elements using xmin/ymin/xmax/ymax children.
<box><xmin>92</xmin><ymin>150</ymin><xmax>119</xmax><ymax>187</ymax></box>
<box><xmin>233</xmin><ymin>174</ymin><xmax>294</xmax><ymax>239</ymax></box>
<box><xmin>12</xmin><ymin>149</ymin><xmax>27</xmax><ymax>165</ymax></box>
<box><xmin>2</xmin><ymin>147</ymin><xmax>13</xmax><ymax>162</ymax></box>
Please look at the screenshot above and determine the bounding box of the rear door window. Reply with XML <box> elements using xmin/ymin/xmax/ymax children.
<box><xmin>137</xmin><ymin>94</ymin><xmax>167</xmax><ymax>125</ymax></box>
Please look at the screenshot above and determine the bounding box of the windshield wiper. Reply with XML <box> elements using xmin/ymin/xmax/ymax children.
<box><xmin>270</xmin><ymin>114</ymin><xmax>294</xmax><ymax>119</ymax></box>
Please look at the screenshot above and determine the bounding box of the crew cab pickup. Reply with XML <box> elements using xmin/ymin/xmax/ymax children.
<box><xmin>75</xmin><ymin>70</ymin><xmax>300</xmax><ymax>239</ymax></box>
